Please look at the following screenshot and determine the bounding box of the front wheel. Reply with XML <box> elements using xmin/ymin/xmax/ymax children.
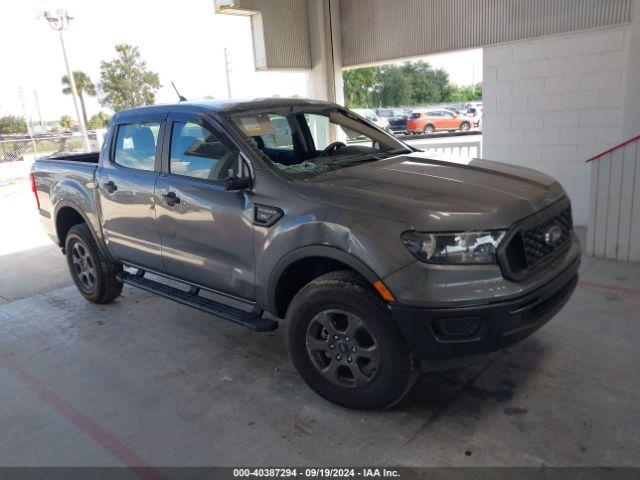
<box><xmin>65</xmin><ymin>223</ymin><xmax>123</xmax><ymax>304</ymax></box>
<box><xmin>423</xmin><ymin>124</ymin><xmax>435</xmax><ymax>135</ymax></box>
<box><xmin>460</xmin><ymin>121</ymin><xmax>471</xmax><ymax>132</ymax></box>
<box><xmin>285</xmin><ymin>271</ymin><xmax>415</xmax><ymax>410</ymax></box>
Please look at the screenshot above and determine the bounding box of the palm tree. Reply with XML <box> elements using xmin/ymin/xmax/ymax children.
<box><xmin>62</xmin><ymin>71</ymin><xmax>96</xmax><ymax>127</ymax></box>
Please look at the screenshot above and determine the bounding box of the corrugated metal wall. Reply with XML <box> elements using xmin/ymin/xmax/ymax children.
<box><xmin>586</xmin><ymin>137</ymin><xmax>640</xmax><ymax>262</ymax></box>
<box><xmin>339</xmin><ymin>0</ymin><xmax>633</xmax><ymax>67</ymax></box>
<box><xmin>216</xmin><ymin>0</ymin><xmax>312</xmax><ymax>69</ymax></box>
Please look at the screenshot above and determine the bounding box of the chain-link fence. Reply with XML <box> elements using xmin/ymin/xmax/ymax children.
<box><xmin>0</xmin><ymin>132</ymin><xmax>102</xmax><ymax>164</ymax></box>
<box><xmin>0</xmin><ymin>131</ymin><xmax>105</xmax><ymax>183</ymax></box>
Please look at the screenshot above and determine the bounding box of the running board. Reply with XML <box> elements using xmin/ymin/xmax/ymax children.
<box><xmin>117</xmin><ymin>271</ymin><xmax>278</xmax><ymax>332</ymax></box>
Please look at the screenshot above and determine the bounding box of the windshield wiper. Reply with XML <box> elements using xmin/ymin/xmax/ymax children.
<box><xmin>329</xmin><ymin>148</ymin><xmax>411</xmax><ymax>166</ymax></box>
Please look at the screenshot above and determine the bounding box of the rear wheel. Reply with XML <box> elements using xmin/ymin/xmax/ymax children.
<box><xmin>65</xmin><ymin>223</ymin><xmax>123</xmax><ymax>304</ymax></box>
<box><xmin>460</xmin><ymin>121</ymin><xmax>471</xmax><ymax>132</ymax></box>
<box><xmin>423</xmin><ymin>124</ymin><xmax>435</xmax><ymax>134</ymax></box>
<box><xmin>285</xmin><ymin>271</ymin><xmax>415</xmax><ymax>410</ymax></box>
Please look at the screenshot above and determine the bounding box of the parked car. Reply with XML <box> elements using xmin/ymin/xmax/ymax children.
<box><xmin>442</xmin><ymin>106</ymin><xmax>463</xmax><ymax>115</ymax></box>
<box><xmin>31</xmin><ymin>98</ymin><xmax>580</xmax><ymax>410</ymax></box>
<box><xmin>352</xmin><ymin>108</ymin><xmax>390</xmax><ymax>131</ymax></box>
<box><xmin>466</xmin><ymin>106</ymin><xmax>483</xmax><ymax>128</ymax></box>
<box><xmin>406</xmin><ymin>109</ymin><xmax>475</xmax><ymax>134</ymax></box>
<box><xmin>376</xmin><ymin>108</ymin><xmax>409</xmax><ymax>133</ymax></box>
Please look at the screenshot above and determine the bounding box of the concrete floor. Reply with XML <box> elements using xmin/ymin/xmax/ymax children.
<box><xmin>1</xmin><ymin>184</ymin><xmax>639</xmax><ymax>468</ymax></box>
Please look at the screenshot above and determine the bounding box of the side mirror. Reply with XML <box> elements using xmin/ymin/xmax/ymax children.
<box><xmin>224</xmin><ymin>174</ymin><xmax>251</xmax><ymax>191</ymax></box>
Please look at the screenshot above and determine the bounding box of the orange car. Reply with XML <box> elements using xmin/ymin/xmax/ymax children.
<box><xmin>406</xmin><ymin>109</ymin><xmax>474</xmax><ymax>134</ymax></box>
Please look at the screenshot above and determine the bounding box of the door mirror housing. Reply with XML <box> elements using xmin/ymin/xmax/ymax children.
<box><xmin>224</xmin><ymin>175</ymin><xmax>251</xmax><ymax>191</ymax></box>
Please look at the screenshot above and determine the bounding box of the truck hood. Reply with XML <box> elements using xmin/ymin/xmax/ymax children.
<box><xmin>293</xmin><ymin>151</ymin><xmax>566</xmax><ymax>231</ymax></box>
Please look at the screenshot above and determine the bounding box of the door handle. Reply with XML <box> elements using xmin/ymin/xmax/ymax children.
<box><xmin>103</xmin><ymin>181</ymin><xmax>117</xmax><ymax>193</ymax></box>
<box><xmin>162</xmin><ymin>191</ymin><xmax>181</xmax><ymax>206</ymax></box>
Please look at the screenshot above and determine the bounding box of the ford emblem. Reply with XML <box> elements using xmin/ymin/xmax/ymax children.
<box><xmin>544</xmin><ymin>225</ymin><xmax>563</xmax><ymax>245</ymax></box>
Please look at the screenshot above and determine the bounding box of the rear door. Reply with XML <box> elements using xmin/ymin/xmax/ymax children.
<box><xmin>96</xmin><ymin>111</ymin><xmax>166</xmax><ymax>271</ymax></box>
<box><xmin>440</xmin><ymin>110</ymin><xmax>457</xmax><ymax>129</ymax></box>
<box><xmin>423</xmin><ymin>111</ymin><xmax>439</xmax><ymax>129</ymax></box>
<box><xmin>154</xmin><ymin>112</ymin><xmax>255</xmax><ymax>300</ymax></box>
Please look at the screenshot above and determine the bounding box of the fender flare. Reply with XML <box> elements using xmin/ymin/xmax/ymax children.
<box><xmin>266</xmin><ymin>245</ymin><xmax>382</xmax><ymax>315</ymax></box>
<box><xmin>54</xmin><ymin>200</ymin><xmax>115</xmax><ymax>262</ymax></box>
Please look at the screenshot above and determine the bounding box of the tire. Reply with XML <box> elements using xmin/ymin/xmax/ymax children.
<box><xmin>460</xmin><ymin>121</ymin><xmax>470</xmax><ymax>132</ymax></box>
<box><xmin>65</xmin><ymin>223</ymin><xmax>123</xmax><ymax>304</ymax></box>
<box><xmin>285</xmin><ymin>271</ymin><xmax>415</xmax><ymax>410</ymax></box>
<box><xmin>423</xmin><ymin>124</ymin><xmax>435</xmax><ymax>135</ymax></box>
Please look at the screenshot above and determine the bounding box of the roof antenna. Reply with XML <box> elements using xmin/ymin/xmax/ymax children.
<box><xmin>171</xmin><ymin>81</ymin><xmax>187</xmax><ymax>102</ymax></box>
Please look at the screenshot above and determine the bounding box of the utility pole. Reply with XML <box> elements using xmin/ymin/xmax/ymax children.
<box><xmin>224</xmin><ymin>47</ymin><xmax>232</xmax><ymax>99</ymax></box>
<box><xmin>43</xmin><ymin>9</ymin><xmax>90</xmax><ymax>152</ymax></box>
<box><xmin>33</xmin><ymin>90</ymin><xmax>44</xmax><ymax>133</ymax></box>
<box><xmin>19</xmin><ymin>87</ymin><xmax>37</xmax><ymax>155</ymax></box>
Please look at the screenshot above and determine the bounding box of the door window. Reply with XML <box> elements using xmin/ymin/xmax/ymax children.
<box><xmin>305</xmin><ymin>113</ymin><xmax>374</xmax><ymax>148</ymax></box>
<box><xmin>169</xmin><ymin>122</ymin><xmax>238</xmax><ymax>181</ymax></box>
<box><xmin>113</xmin><ymin>122</ymin><xmax>160</xmax><ymax>171</ymax></box>
<box><xmin>261</xmin><ymin>115</ymin><xmax>294</xmax><ymax>149</ymax></box>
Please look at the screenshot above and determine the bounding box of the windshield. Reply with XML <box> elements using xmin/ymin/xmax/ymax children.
<box><xmin>227</xmin><ymin>106</ymin><xmax>409</xmax><ymax>179</ymax></box>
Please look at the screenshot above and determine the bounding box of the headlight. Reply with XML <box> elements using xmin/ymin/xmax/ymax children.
<box><xmin>401</xmin><ymin>230</ymin><xmax>506</xmax><ymax>264</ymax></box>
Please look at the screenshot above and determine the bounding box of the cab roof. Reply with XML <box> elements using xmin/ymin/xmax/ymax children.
<box><xmin>112</xmin><ymin>97</ymin><xmax>337</xmax><ymax>121</ymax></box>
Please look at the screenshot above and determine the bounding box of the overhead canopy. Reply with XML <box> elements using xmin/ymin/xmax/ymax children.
<box><xmin>215</xmin><ymin>0</ymin><xmax>633</xmax><ymax>70</ymax></box>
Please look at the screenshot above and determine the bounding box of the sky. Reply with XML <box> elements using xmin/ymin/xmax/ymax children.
<box><xmin>0</xmin><ymin>0</ymin><xmax>482</xmax><ymax>123</ymax></box>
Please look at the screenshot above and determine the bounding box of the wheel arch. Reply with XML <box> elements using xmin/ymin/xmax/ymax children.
<box><xmin>54</xmin><ymin>201</ymin><xmax>114</xmax><ymax>261</ymax></box>
<box><xmin>268</xmin><ymin>246</ymin><xmax>384</xmax><ymax>319</ymax></box>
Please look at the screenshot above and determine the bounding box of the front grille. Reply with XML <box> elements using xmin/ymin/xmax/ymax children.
<box><xmin>500</xmin><ymin>202</ymin><xmax>573</xmax><ymax>281</ymax></box>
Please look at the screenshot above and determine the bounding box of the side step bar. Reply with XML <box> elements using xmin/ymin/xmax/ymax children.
<box><xmin>117</xmin><ymin>271</ymin><xmax>278</xmax><ymax>332</ymax></box>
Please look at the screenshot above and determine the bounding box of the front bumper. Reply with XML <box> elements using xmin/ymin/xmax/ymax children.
<box><xmin>389</xmin><ymin>256</ymin><xmax>579</xmax><ymax>361</ymax></box>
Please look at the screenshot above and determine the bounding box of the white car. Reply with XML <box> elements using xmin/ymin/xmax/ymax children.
<box><xmin>352</xmin><ymin>108</ymin><xmax>390</xmax><ymax>131</ymax></box>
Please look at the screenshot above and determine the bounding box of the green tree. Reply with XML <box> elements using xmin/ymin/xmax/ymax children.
<box><xmin>343</xmin><ymin>61</ymin><xmax>482</xmax><ymax>108</ymax></box>
<box><xmin>60</xmin><ymin>115</ymin><xmax>75</xmax><ymax>129</ymax></box>
<box><xmin>343</xmin><ymin>67</ymin><xmax>377</xmax><ymax>108</ymax></box>
<box><xmin>403</xmin><ymin>61</ymin><xmax>450</xmax><ymax>104</ymax></box>
<box><xmin>62</xmin><ymin>71</ymin><xmax>96</xmax><ymax>127</ymax></box>
<box><xmin>88</xmin><ymin>111</ymin><xmax>111</xmax><ymax>129</ymax></box>
<box><xmin>99</xmin><ymin>44</ymin><xmax>161</xmax><ymax>112</ymax></box>
<box><xmin>0</xmin><ymin>115</ymin><xmax>27</xmax><ymax>135</ymax></box>
<box><xmin>446</xmin><ymin>83</ymin><xmax>483</xmax><ymax>102</ymax></box>
<box><xmin>374</xmin><ymin>65</ymin><xmax>414</xmax><ymax>107</ymax></box>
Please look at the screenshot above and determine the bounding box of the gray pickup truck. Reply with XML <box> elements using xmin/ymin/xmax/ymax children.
<box><xmin>31</xmin><ymin>98</ymin><xmax>580</xmax><ymax>409</ymax></box>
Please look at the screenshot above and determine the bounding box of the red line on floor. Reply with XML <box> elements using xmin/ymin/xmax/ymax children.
<box><xmin>0</xmin><ymin>354</ymin><xmax>164</xmax><ymax>480</ymax></box>
<box><xmin>578</xmin><ymin>280</ymin><xmax>640</xmax><ymax>295</ymax></box>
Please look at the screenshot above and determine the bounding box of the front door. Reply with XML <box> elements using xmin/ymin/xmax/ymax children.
<box><xmin>96</xmin><ymin>113</ymin><xmax>165</xmax><ymax>271</ymax></box>
<box><xmin>441</xmin><ymin>111</ymin><xmax>458</xmax><ymax>129</ymax></box>
<box><xmin>154</xmin><ymin>113</ymin><xmax>255</xmax><ymax>300</ymax></box>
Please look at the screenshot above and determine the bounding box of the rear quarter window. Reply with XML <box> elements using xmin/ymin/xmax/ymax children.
<box><xmin>113</xmin><ymin>122</ymin><xmax>160</xmax><ymax>171</ymax></box>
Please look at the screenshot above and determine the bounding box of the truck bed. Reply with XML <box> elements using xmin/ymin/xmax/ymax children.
<box><xmin>45</xmin><ymin>151</ymin><xmax>100</xmax><ymax>164</ymax></box>
<box><xmin>32</xmin><ymin>154</ymin><xmax>100</xmax><ymax>243</ymax></box>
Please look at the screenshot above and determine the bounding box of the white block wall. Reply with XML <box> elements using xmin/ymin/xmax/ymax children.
<box><xmin>483</xmin><ymin>26</ymin><xmax>632</xmax><ymax>225</ymax></box>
